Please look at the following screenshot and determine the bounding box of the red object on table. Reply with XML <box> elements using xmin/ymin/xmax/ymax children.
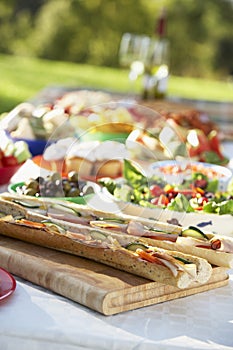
<box><xmin>0</xmin><ymin>163</ymin><xmax>23</xmax><ymax>185</ymax></box>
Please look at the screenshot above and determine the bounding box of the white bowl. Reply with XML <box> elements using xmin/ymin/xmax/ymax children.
<box><xmin>149</xmin><ymin>160</ymin><xmax>232</xmax><ymax>192</ymax></box>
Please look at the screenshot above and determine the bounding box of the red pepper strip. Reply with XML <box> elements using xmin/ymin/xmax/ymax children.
<box><xmin>137</xmin><ymin>249</ymin><xmax>165</xmax><ymax>266</ymax></box>
<box><xmin>145</xmin><ymin>233</ymin><xmax>178</xmax><ymax>242</ymax></box>
<box><xmin>16</xmin><ymin>219</ymin><xmax>46</xmax><ymax>228</ymax></box>
<box><xmin>196</xmin><ymin>245</ymin><xmax>212</xmax><ymax>249</ymax></box>
<box><xmin>195</xmin><ymin>187</ymin><xmax>205</xmax><ymax>195</ymax></box>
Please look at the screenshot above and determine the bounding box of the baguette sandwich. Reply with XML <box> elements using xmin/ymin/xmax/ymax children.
<box><xmin>1</xmin><ymin>193</ymin><xmax>233</xmax><ymax>268</ymax></box>
<box><xmin>0</xmin><ymin>196</ymin><xmax>213</xmax><ymax>289</ymax></box>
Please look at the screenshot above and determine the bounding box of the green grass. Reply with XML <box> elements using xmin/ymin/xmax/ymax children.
<box><xmin>0</xmin><ymin>54</ymin><xmax>232</xmax><ymax>113</ymax></box>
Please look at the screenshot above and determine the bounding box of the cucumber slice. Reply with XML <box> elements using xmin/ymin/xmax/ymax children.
<box><xmin>50</xmin><ymin>203</ymin><xmax>81</xmax><ymax>216</ymax></box>
<box><xmin>188</xmin><ymin>225</ymin><xmax>209</xmax><ymax>238</ymax></box>
<box><xmin>125</xmin><ymin>242</ymin><xmax>148</xmax><ymax>252</ymax></box>
<box><xmin>14</xmin><ymin>215</ymin><xmax>25</xmax><ymax>220</ymax></box>
<box><xmin>148</xmin><ymin>227</ymin><xmax>167</xmax><ymax>233</ymax></box>
<box><xmin>181</xmin><ymin>226</ymin><xmax>208</xmax><ymax>240</ymax></box>
<box><xmin>98</xmin><ymin>217</ymin><xmax>126</xmax><ymax>224</ymax></box>
<box><xmin>173</xmin><ymin>256</ymin><xmax>193</xmax><ymax>264</ymax></box>
<box><xmin>90</xmin><ymin>230</ymin><xmax>107</xmax><ymax>241</ymax></box>
<box><xmin>13</xmin><ymin>200</ymin><xmax>40</xmax><ymax>208</ymax></box>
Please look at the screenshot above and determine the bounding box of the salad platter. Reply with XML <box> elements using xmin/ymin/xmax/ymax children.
<box><xmin>97</xmin><ymin>159</ymin><xmax>233</xmax><ymax>236</ymax></box>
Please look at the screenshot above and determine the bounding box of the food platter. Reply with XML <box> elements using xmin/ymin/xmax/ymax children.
<box><xmin>8</xmin><ymin>182</ymin><xmax>95</xmax><ymax>205</ymax></box>
<box><xmin>0</xmin><ymin>267</ymin><xmax>16</xmax><ymax>302</ymax></box>
<box><xmin>149</xmin><ymin>159</ymin><xmax>232</xmax><ymax>191</ymax></box>
<box><xmin>97</xmin><ymin>158</ymin><xmax>233</xmax><ymax>236</ymax></box>
<box><xmin>0</xmin><ymin>87</ymin><xmax>233</xmax><ymax>315</ymax></box>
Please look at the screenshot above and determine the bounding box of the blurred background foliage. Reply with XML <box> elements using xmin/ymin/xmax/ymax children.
<box><xmin>0</xmin><ymin>0</ymin><xmax>232</xmax><ymax>79</ymax></box>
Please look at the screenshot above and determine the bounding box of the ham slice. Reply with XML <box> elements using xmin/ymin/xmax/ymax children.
<box><xmin>127</xmin><ymin>221</ymin><xmax>178</xmax><ymax>242</ymax></box>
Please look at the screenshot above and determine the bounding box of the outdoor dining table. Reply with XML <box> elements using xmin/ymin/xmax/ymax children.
<box><xmin>0</xmin><ymin>141</ymin><xmax>233</xmax><ymax>350</ymax></box>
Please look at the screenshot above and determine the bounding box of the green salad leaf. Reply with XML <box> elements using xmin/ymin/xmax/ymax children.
<box><xmin>218</xmin><ymin>200</ymin><xmax>233</xmax><ymax>215</ymax></box>
<box><xmin>113</xmin><ymin>185</ymin><xmax>133</xmax><ymax>202</ymax></box>
<box><xmin>98</xmin><ymin>177</ymin><xmax>116</xmax><ymax>194</ymax></box>
<box><xmin>206</xmin><ymin>179</ymin><xmax>218</xmax><ymax>193</ymax></box>
<box><xmin>203</xmin><ymin>199</ymin><xmax>233</xmax><ymax>215</ymax></box>
<box><xmin>123</xmin><ymin>159</ymin><xmax>147</xmax><ymax>187</ymax></box>
<box><xmin>167</xmin><ymin>193</ymin><xmax>195</xmax><ymax>213</ymax></box>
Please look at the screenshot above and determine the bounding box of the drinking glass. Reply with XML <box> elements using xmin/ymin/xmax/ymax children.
<box><xmin>119</xmin><ymin>33</ymin><xmax>150</xmax><ymax>96</ymax></box>
<box><xmin>143</xmin><ymin>38</ymin><xmax>169</xmax><ymax>99</ymax></box>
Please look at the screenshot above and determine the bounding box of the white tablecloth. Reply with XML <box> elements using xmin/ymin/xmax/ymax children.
<box><xmin>0</xmin><ymin>271</ymin><xmax>233</xmax><ymax>350</ymax></box>
<box><xmin>0</xmin><ymin>272</ymin><xmax>233</xmax><ymax>350</ymax></box>
<box><xmin>0</xmin><ymin>142</ymin><xmax>233</xmax><ymax>350</ymax></box>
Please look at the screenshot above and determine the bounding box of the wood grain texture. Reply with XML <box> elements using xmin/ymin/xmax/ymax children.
<box><xmin>0</xmin><ymin>235</ymin><xmax>228</xmax><ymax>315</ymax></box>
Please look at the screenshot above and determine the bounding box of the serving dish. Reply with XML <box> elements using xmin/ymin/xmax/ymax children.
<box><xmin>98</xmin><ymin>159</ymin><xmax>233</xmax><ymax>236</ymax></box>
<box><xmin>0</xmin><ymin>267</ymin><xmax>16</xmax><ymax>301</ymax></box>
<box><xmin>8</xmin><ymin>182</ymin><xmax>95</xmax><ymax>205</ymax></box>
<box><xmin>9</xmin><ymin>136</ymin><xmax>50</xmax><ymax>157</ymax></box>
<box><xmin>149</xmin><ymin>160</ymin><xmax>232</xmax><ymax>192</ymax></box>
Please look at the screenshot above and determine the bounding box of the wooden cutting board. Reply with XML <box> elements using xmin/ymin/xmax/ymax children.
<box><xmin>0</xmin><ymin>235</ymin><xmax>229</xmax><ymax>315</ymax></box>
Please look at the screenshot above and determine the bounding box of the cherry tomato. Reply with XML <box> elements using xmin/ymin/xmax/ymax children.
<box><xmin>194</xmin><ymin>179</ymin><xmax>208</xmax><ymax>189</ymax></box>
<box><xmin>149</xmin><ymin>184</ymin><xmax>164</xmax><ymax>197</ymax></box>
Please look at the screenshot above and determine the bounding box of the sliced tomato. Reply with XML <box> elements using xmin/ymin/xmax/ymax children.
<box><xmin>158</xmin><ymin>194</ymin><xmax>170</xmax><ymax>206</ymax></box>
<box><xmin>151</xmin><ymin>194</ymin><xmax>170</xmax><ymax>206</ymax></box>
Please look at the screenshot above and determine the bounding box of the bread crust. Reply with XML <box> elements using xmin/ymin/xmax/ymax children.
<box><xmin>1</xmin><ymin>195</ymin><xmax>231</xmax><ymax>270</ymax></box>
<box><xmin>0</xmin><ymin>217</ymin><xmax>212</xmax><ymax>289</ymax></box>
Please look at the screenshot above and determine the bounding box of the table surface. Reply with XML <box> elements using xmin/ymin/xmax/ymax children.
<box><xmin>0</xmin><ymin>142</ymin><xmax>233</xmax><ymax>350</ymax></box>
